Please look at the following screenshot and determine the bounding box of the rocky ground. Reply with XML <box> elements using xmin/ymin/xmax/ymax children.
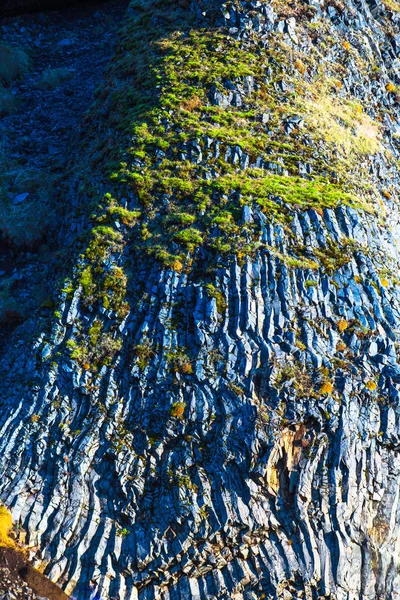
<box><xmin>0</xmin><ymin>548</ymin><xmax>36</xmax><ymax>600</ymax></box>
<box><xmin>0</xmin><ymin>1</ymin><xmax>103</xmax><ymax>18</ymax></box>
<box><xmin>0</xmin><ymin>546</ymin><xmax>69</xmax><ymax>600</ymax></box>
<box><xmin>0</xmin><ymin>0</ymin><xmax>128</xmax><ymax>349</ymax></box>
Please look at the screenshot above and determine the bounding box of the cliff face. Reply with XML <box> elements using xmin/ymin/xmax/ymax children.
<box><xmin>2</xmin><ymin>0</ymin><xmax>400</xmax><ymax>599</ymax></box>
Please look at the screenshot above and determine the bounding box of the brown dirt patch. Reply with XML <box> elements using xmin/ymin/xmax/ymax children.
<box><xmin>0</xmin><ymin>547</ymin><xmax>68</xmax><ymax>600</ymax></box>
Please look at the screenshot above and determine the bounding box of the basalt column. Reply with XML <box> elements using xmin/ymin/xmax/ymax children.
<box><xmin>1</xmin><ymin>1</ymin><xmax>400</xmax><ymax>599</ymax></box>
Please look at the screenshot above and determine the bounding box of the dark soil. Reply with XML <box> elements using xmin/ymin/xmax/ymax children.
<box><xmin>0</xmin><ymin>547</ymin><xmax>68</xmax><ymax>599</ymax></box>
<box><xmin>1</xmin><ymin>1</ymin><xmax>116</xmax><ymax>18</ymax></box>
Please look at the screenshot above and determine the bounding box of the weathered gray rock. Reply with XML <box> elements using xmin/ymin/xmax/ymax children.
<box><xmin>2</xmin><ymin>0</ymin><xmax>400</xmax><ymax>599</ymax></box>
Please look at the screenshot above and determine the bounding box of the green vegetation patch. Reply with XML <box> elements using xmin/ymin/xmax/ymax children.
<box><xmin>79</xmin><ymin>0</ymin><xmax>381</xmax><ymax>271</ymax></box>
<box><xmin>57</xmin><ymin>0</ymin><xmax>387</xmax><ymax>364</ymax></box>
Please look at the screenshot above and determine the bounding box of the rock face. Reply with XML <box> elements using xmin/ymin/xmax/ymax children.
<box><xmin>2</xmin><ymin>0</ymin><xmax>400</xmax><ymax>599</ymax></box>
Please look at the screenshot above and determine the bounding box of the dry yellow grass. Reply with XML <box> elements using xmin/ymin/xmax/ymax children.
<box><xmin>298</xmin><ymin>85</ymin><xmax>382</xmax><ymax>158</ymax></box>
<box><xmin>0</xmin><ymin>506</ymin><xmax>15</xmax><ymax>547</ymax></box>
<box><xmin>381</xmin><ymin>0</ymin><xmax>400</xmax><ymax>10</ymax></box>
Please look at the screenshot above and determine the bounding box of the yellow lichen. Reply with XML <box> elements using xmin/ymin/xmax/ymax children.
<box><xmin>365</xmin><ymin>380</ymin><xmax>377</xmax><ymax>391</ymax></box>
<box><xmin>381</xmin><ymin>278</ymin><xmax>389</xmax><ymax>287</ymax></box>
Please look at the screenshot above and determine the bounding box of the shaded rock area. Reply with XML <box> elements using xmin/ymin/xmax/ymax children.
<box><xmin>0</xmin><ymin>0</ymin><xmax>128</xmax><ymax>349</ymax></box>
<box><xmin>0</xmin><ymin>1</ymin><xmax>110</xmax><ymax>18</ymax></box>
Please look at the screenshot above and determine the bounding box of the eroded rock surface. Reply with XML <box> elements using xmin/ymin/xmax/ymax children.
<box><xmin>2</xmin><ymin>1</ymin><xmax>400</xmax><ymax>599</ymax></box>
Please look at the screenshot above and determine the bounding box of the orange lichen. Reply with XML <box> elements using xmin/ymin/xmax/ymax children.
<box><xmin>170</xmin><ymin>402</ymin><xmax>186</xmax><ymax>418</ymax></box>
<box><xmin>180</xmin><ymin>362</ymin><xmax>193</xmax><ymax>375</ymax></box>
<box><xmin>294</xmin><ymin>59</ymin><xmax>306</xmax><ymax>74</ymax></box>
<box><xmin>172</xmin><ymin>260</ymin><xmax>183</xmax><ymax>272</ymax></box>
<box><xmin>365</xmin><ymin>380</ymin><xmax>377</xmax><ymax>391</ymax></box>
<box><xmin>320</xmin><ymin>382</ymin><xmax>334</xmax><ymax>394</ymax></box>
<box><xmin>337</xmin><ymin>319</ymin><xmax>349</xmax><ymax>332</ymax></box>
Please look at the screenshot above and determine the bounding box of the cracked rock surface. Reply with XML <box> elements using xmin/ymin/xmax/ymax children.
<box><xmin>3</xmin><ymin>0</ymin><xmax>400</xmax><ymax>599</ymax></box>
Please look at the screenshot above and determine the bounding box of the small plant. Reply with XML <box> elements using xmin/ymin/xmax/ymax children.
<box><xmin>304</xmin><ymin>280</ymin><xmax>318</xmax><ymax>288</ymax></box>
<box><xmin>166</xmin><ymin>348</ymin><xmax>193</xmax><ymax>374</ymax></box>
<box><xmin>274</xmin><ymin>361</ymin><xmax>315</xmax><ymax>398</ymax></box>
<box><xmin>295</xmin><ymin>340</ymin><xmax>306</xmax><ymax>351</ymax></box>
<box><xmin>173</xmin><ymin>228</ymin><xmax>203</xmax><ymax>249</ymax></box>
<box><xmin>134</xmin><ymin>340</ymin><xmax>155</xmax><ymax>370</ymax></box>
<box><xmin>67</xmin><ymin>333</ymin><xmax>122</xmax><ymax>369</ymax></box>
<box><xmin>116</xmin><ymin>527</ymin><xmax>130</xmax><ymax>537</ymax></box>
<box><xmin>205</xmin><ymin>283</ymin><xmax>227</xmax><ymax>314</ymax></box>
<box><xmin>88</xmin><ymin>320</ymin><xmax>102</xmax><ymax>346</ymax></box>
<box><xmin>229</xmin><ymin>382</ymin><xmax>244</xmax><ymax>396</ymax></box>
<box><xmin>107</xmin><ymin>206</ymin><xmax>141</xmax><ymax>226</ymax></box>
